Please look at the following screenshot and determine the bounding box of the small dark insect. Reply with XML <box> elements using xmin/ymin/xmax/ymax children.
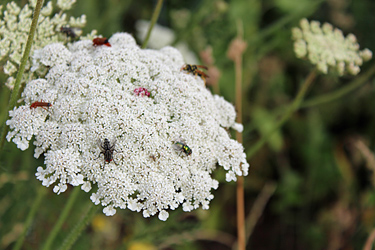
<box><xmin>60</xmin><ymin>26</ymin><xmax>78</xmax><ymax>39</ymax></box>
<box><xmin>180</xmin><ymin>64</ymin><xmax>209</xmax><ymax>81</ymax></box>
<box><xmin>97</xmin><ymin>138</ymin><xmax>118</xmax><ymax>164</ymax></box>
<box><xmin>149</xmin><ymin>152</ymin><xmax>161</xmax><ymax>162</ymax></box>
<box><xmin>93</xmin><ymin>37</ymin><xmax>111</xmax><ymax>47</ymax></box>
<box><xmin>30</xmin><ymin>101</ymin><xmax>52</xmax><ymax>110</ymax></box>
<box><xmin>173</xmin><ymin>139</ymin><xmax>192</xmax><ymax>156</ymax></box>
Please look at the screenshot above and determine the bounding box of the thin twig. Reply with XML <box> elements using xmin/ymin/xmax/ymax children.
<box><xmin>233</xmin><ymin>19</ymin><xmax>246</xmax><ymax>250</ymax></box>
<box><xmin>236</xmin><ymin>176</ymin><xmax>245</xmax><ymax>250</ymax></box>
<box><xmin>245</xmin><ymin>182</ymin><xmax>276</xmax><ymax>242</ymax></box>
<box><xmin>363</xmin><ymin>228</ymin><xmax>375</xmax><ymax>250</ymax></box>
<box><xmin>352</xmin><ymin>138</ymin><xmax>375</xmax><ymax>186</ymax></box>
<box><xmin>141</xmin><ymin>0</ymin><xmax>164</xmax><ymax>49</ymax></box>
<box><xmin>231</xmin><ymin>183</ymin><xmax>277</xmax><ymax>250</ymax></box>
<box><xmin>0</xmin><ymin>0</ymin><xmax>45</xmax><ymax>152</ymax></box>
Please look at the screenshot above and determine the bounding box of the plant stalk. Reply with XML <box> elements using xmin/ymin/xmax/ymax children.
<box><xmin>301</xmin><ymin>64</ymin><xmax>375</xmax><ymax>108</ymax></box>
<box><xmin>0</xmin><ymin>0</ymin><xmax>45</xmax><ymax>152</ymax></box>
<box><xmin>141</xmin><ymin>0</ymin><xmax>164</xmax><ymax>49</ymax></box>
<box><xmin>234</xmin><ymin>20</ymin><xmax>246</xmax><ymax>250</ymax></box>
<box><xmin>58</xmin><ymin>202</ymin><xmax>98</xmax><ymax>250</ymax></box>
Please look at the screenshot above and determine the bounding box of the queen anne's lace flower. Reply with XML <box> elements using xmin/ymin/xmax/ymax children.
<box><xmin>0</xmin><ymin>0</ymin><xmax>96</xmax><ymax>89</ymax></box>
<box><xmin>292</xmin><ymin>18</ymin><xmax>372</xmax><ymax>76</ymax></box>
<box><xmin>6</xmin><ymin>33</ymin><xmax>249</xmax><ymax>220</ymax></box>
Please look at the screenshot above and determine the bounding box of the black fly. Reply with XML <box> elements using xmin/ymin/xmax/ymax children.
<box><xmin>97</xmin><ymin>138</ymin><xmax>118</xmax><ymax>165</ymax></box>
<box><xmin>60</xmin><ymin>26</ymin><xmax>80</xmax><ymax>39</ymax></box>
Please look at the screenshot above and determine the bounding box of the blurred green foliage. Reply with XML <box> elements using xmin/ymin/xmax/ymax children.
<box><xmin>1</xmin><ymin>0</ymin><xmax>375</xmax><ymax>249</ymax></box>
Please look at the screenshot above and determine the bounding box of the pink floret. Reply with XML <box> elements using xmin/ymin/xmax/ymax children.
<box><xmin>134</xmin><ymin>87</ymin><xmax>150</xmax><ymax>97</ymax></box>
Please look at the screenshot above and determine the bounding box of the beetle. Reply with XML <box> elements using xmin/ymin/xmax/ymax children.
<box><xmin>180</xmin><ymin>64</ymin><xmax>209</xmax><ymax>81</ymax></box>
<box><xmin>30</xmin><ymin>101</ymin><xmax>52</xmax><ymax>110</ymax></box>
<box><xmin>97</xmin><ymin>138</ymin><xmax>118</xmax><ymax>165</ymax></box>
<box><xmin>173</xmin><ymin>139</ymin><xmax>192</xmax><ymax>156</ymax></box>
<box><xmin>93</xmin><ymin>37</ymin><xmax>111</xmax><ymax>47</ymax></box>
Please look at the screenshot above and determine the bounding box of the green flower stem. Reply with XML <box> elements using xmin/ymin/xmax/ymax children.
<box><xmin>12</xmin><ymin>186</ymin><xmax>47</xmax><ymax>250</ymax></box>
<box><xmin>141</xmin><ymin>0</ymin><xmax>164</xmax><ymax>49</ymax></box>
<box><xmin>41</xmin><ymin>187</ymin><xmax>81</xmax><ymax>250</ymax></box>
<box><xmin>58</xmin><ymin>202</ymin><xmax>98</xmax><ymax>250</ymax></box>
<box><xmin>247</xmin><ymin>70</ymin><xmax>317</xmax><ymax>158</ymax></box>
<box><xmin>0</xmin><ymin>0</ymin><xmax>45</xmax><ymax>152</ymax></box>
<box><xmin>301</xmin><ymin>63</ymin><xmax>375</xmax><ymax>108</ymax></box>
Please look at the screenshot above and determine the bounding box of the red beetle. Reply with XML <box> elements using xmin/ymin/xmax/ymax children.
<box><xmin>30</xmin><ymin>101</ymin><xmax>52</xmax><ymax>110</ymax></box>
<box><xmin>93</xmin><ymin>37</ymin><xmax>111</xmax><ymax>47</ymax></box>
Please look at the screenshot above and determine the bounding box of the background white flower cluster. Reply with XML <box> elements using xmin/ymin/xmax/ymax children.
<box><xmin>292</xmin><ymin>18</ymin><xmax>372</xmax><ymax>75</ymax></box>
<box><xmin>6</xmin><ymin>33</ymin><xmax>249</xmax><ymax>221</ymax></box>
<box><xmin>0</xmin><ymin>0</ymin><xmax>96</xmax><ymax>89</ymax></box>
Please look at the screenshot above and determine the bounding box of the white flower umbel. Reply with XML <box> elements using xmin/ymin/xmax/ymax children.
<box><xmin>0</xmin><ymin>0</ymin><xmax>96</xmax><ymax>89</ymax></box>
<box><xmin>292</xmin><ymin>18</ymin><xmax>372</xmax><ymax>76</ymax></box>
<box><xmin>6</xmin><ymin>33</ymin><xmax>249</xmax><ymax>220</ymax></box>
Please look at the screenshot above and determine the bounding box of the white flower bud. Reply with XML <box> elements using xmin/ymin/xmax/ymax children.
<box><xmin>57</xmin><ymin>0</ymin><xmax>76</xmax><ymax>11</ymax></box>
<box><xmin>158</xmin><ymin>210</ymin><xmax>169</xmax><ymax>221</ymax></box>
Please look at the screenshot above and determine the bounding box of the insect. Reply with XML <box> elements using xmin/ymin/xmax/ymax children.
<box><xmin>93</xmin><ymin>37</ymin><xmax>111</xmax><ymax>47</ymax></box>
<box><xmin>97</xmin><ymin>138</ymin><xmax>118</xmax><ymax>164</ymax></box>
<box><xmin>149</xmin><ymin>152</ymin><xmax>161</xmax><ymax>162</ymax></box>
<box><xmin>173</xmin><ymin>139</ymin><xmax>192</xmax><ymax>156</ymax></box>
<box><xmin>30</xmin><ymin>101</ymin><xmax>52</xmax><ymax>110</ymax></box>
<box><xmin>60</xmin><ymin>26</ymin><xmax>79</xmax><ymax>39</ymax></box>
<box><xmin>180</xmin><ymin>64</ymin><xmax>209</xmax><ymax>81</ymax></box>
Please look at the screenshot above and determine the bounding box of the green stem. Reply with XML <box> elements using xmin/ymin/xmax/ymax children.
<box><xmin>0</xmin><ymin>0</ymin><xmax>45</xmax><ymax>152</ymax></box>
<box><xmin>141</xmin><ymin>0</ymin><xmax>164</xmax><ymax>49</ymax></box>
<box><xmin>58</xmin><ymin>202</ymin><xmax>98</xmax><ymax>250</ymax></box>
<box><xmin>247</xmin><ymin>70</ymin><xmax>317</xmax><ymax>158</ymax></box>
<box><xmin>41</xmin><ymin>187</ymin><xmax>81</xmax><ymax>250</ymax></box>
<box><xmin>12</xmin><ymin>186</ymin><xmax>47</xmax><ymax>250</ymax></box>
<box><xmin>301</xmin><ymin>64</ymin><xmax>375</xmax><ymax>108</ymax></box>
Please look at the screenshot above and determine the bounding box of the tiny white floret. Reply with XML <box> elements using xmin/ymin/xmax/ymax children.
<box><xmin>158</xmin><ymin>210</ymin><xmax>169</xmax><ymax>221</ymax></box>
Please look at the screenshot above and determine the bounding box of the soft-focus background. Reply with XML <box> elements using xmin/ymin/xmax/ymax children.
<box><xmin>1</xmin><ymin>0</ymin><xmax>375</xmax><ymax>249</ymax></box>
